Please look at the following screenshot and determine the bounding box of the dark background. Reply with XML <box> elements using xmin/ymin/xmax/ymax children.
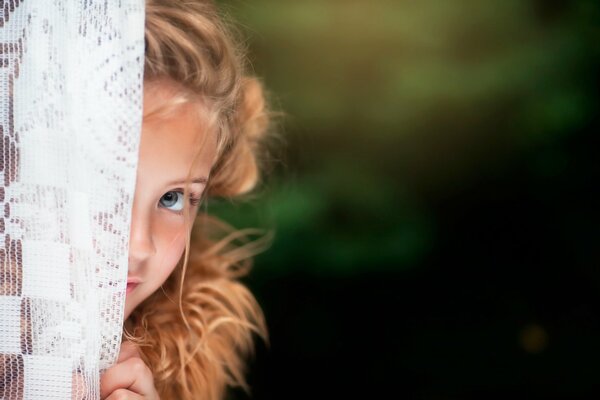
<box><xmin>212</xmin><ymin>1</ymin><xmax>600</xmax><ymax>399</ymax></box>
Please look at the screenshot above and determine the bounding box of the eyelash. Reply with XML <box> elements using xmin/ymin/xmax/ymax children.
<box><xmin>159</xmin><ymin>190</ymin><xmax>202</xmax><ymax>214</ymax></box>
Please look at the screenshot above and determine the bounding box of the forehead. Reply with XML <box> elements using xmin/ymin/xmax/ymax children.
<box><xmin>143</xmin><ymin>78</ymin><xmax>195</xmax><ymax>118</ymax></box>
<box><xmin>139</xmin><ymin>81</ymin><xmax>217</xmax><ymax>177</ymax></box>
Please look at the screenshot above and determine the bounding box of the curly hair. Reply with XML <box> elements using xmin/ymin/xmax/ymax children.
<box><xmin>124</xmin><ymin>1</ymin><xmax>271</xmax><ymax>399</ymax></box>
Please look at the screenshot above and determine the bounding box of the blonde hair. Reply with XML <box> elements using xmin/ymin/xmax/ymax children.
<box><xmin>125</xmin><ymin>1</ymin><xmax>271</xmax><ymax>399</ymax></box>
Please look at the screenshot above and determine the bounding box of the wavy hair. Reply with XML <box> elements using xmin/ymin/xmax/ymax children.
<box><xmin>124</xmin><ymin>1</ymin><xmax>272</xmax><ymax>399</ymax></box>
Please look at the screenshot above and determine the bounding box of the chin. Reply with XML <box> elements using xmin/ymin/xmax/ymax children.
<box><xmin>123</xmin><ymin>298</ymin><xmax>138</xmax><ymax>321</ymax></box>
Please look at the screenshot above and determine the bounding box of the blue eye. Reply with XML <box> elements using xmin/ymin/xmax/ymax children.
<box><xmin>159</xmin><ymin>191</ymin><xmax>185</xmax><ymax>211</ymax></box>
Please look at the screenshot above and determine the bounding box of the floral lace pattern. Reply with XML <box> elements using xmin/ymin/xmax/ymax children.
<box><xmin>0</xmin><ymin>1</ymin><xmax>144</xmax><ymax>399</ymax></box>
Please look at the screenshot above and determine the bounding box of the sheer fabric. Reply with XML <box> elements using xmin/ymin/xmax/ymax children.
<box><xmin>0</xmin><ymin>1</ymin><xmax>144</xmax><ymax>398</ymax></box>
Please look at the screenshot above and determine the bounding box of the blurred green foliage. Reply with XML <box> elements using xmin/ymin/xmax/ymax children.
<box><xmin>210</xmin><ymin>1</ymin><xmax>599</xmax><ymax>398</ymax></box>
<box><xmin>212</xmin><ymin>0</ymin><xmax>599</xmax><ymax>276</ymax></box>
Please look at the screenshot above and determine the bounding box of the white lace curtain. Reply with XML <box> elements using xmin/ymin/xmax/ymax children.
<box><xmin>0</xmin><ymin>1</ymin><xmax>144</xmax><ymax>399</ymax></box>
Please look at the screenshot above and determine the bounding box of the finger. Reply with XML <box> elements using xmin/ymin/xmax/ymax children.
<box><xmin>117</xmin><ymin>341</ymin><xmax>141</xmax><ymax>363</ymax></box>
<box><xmin>100</xmin><ymin>357</ymin><xmax>156</xmax><ymax>399</ymax></box>
<box><xmin>71</xmin><ymin>372</ymin><xmax>87</xmax><ymax>400</ymax></box>
<box><xmin>105</xmin><ymin>388</ymin><xmax>143</xmax><ymax>400</ymax></box>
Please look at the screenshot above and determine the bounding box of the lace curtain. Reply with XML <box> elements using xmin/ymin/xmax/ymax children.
<box><xmin>0</xmin><ymin>1</ymin><xmax>144</xmax><ymax>399</ymax></box>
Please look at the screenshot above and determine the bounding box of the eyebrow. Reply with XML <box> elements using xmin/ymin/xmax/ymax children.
<box><xmin>166</xmin><ymin>177</ymin><xmax>208</xmax><ymax>186</ymax></box>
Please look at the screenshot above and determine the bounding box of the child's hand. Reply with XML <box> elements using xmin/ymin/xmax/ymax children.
<box><xmin>100</xmin><ymin>341</ymin><xmax>160</xmax><ymax>400</ymax></box>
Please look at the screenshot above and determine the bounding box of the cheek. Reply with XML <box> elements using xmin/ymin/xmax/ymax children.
<box><xmin>154</xmin><ymin>221</ymin><xmax>188</xmax><ymax>279</ymax></box>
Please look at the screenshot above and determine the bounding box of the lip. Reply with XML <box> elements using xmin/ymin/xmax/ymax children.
<box><xmin>126</xmin><ymin>278</ymin><xmax>142</xmax><ymax>295</ymax></box>
<box><xmin>126</xmin><ymin>282</ymin><xmax>139</xmax><ymax>295</ymax></box>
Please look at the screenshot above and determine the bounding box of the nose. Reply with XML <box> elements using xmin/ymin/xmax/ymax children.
<box><xmin>128</xmin><ymin>203</ymin><xmax>156</xmax><ymax>269</ymax></box>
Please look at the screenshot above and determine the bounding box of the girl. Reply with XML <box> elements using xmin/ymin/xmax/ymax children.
<box><xmin>99</xmin><ymin>1</ymin><xmax>271</xmax><ymax>399</ymax></box>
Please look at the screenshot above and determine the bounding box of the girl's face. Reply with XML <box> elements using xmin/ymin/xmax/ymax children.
<box><xmin>123</xmin><ymin>82</ymin><xmax>217</xmax><ymax>319</ymax></box>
